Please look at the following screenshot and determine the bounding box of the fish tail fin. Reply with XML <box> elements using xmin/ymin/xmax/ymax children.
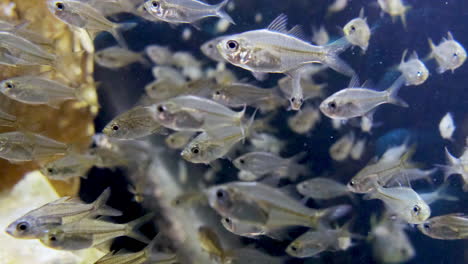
<box><xmin>91</xmin><ymin>187</ymin><xmax>123</xmax><ymax>217</ymax></box>
<box><xmin>215</xmin><ymin>0</ymin><xmax>235</xmax><ymax>25</ymax></box>
<box><xmin>434</xmin><ymin>181</ymin><xmax>459</xmax><ymax>202</ymax></box>
<box><xmin>240</xmin><ymin>108</ymin><xmax>258</xmax><ymax>141</ymax></box>
<box><xmin>316</xmin><ymin>204</ymin><xmax>352</xmax><ymax>226</ymax></box>
<box><xmin>125</xmin><ymin>213</ymin><xmax>154</xmax><ymax>243</ymax></box>
<box><xmin>426</xmin><ymin>38</ymin><xmax>436</xmax><ymax>60</ymax></box>
<box><xmin>437</xmin><ymin>147</ymin><xmax>461</xmax><ymax>182</ymax></box>
<box><xmin>322</xmin><ymin>37</ymin><xmax>359</xmax><ymax>85</ymax></box>
<box><xmin>385</xmin><ymin>75</ymin><xmax>408</xmax><ymax>107</ymax></box>
<box><xmin>112</xmin><ymin>22</ymin><xmax>138</xmax><ymax>49</ymax></box>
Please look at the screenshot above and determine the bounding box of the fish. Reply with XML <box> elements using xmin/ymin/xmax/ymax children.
<box><xmin>152</xmin><ymin>66</ymin><xmax>186</xmax><ymax>86</ymax></box>
<box><xmin>103</xmin><ymin>105</ymin><xmax>167</xmax><ymax>139</ymax></box>
<box><xmin>145</xmin><ymin>44</ymin><xmax>174</xmax><ymax>65</ymax></box>
<box><xmin>232</xmin><ymin>151</ymin><xmax>306</xmax><ymax>181</ymax></box>
<box><xmin>398</xmin><ymin>50</ymin><xmax>429</xmax><ymax>86</ymax></box>
<box><xmin>417</xmin><ymin>213</ymin><xmax>468</xmax><ymax>240</ymax></box>
<box><xmin>216</xmin><ymin>14</ymin><xmax>358</xmax><ymax>110</ymax></box>
<box><xmin>329</xmin><ymin>132</ymin><xmax>355</xmax><ymax>161</ymax></box>
<box><xmin>95</xmin><ymin>46</ymin><xmax>149</xmax><ymax>69</ymax></box>
<box><xmin>205</xmin><ymin>181</ymin><xmax>351</xmax><ymax>230</ymax></box>
<box><xmin>0</xmin><ymin>20</ymin><xmax>52</xmax><ymax>46</ymax></box>
<box><xmin>419</xmin><ymin>182</ymin><xmax>458</xmax><ymax>205</ymax></box>
<box><xmin>377</xmin><ymin>0</ymin><xmax>410</xmax><ymax>28</ymax></box>
<box><xmin>350</xmin><ymin>138</ymin><xmax>366</xmax><ymax>160</ymax></box>
<box><xmin>47</xmin><ymin>0</ymin><xmax>136</xmax><ymax>47</ymax></box>
<box><xmin>286</xmin><ymin>222</ymin><xmax>354</xmax><ymax>258</ymax></box>
<box><xmin>249</xmin><ymin>133</ymin><xmax>285</xmax><ymax>154</ymax></box>
<box><xmin>364</xmin><ymin>185</ymin><xmax>431</xmax><ymax>224</ymax></box>
<box><xmin>327</xmin><ymin>0</ymin><xmax>348</xmax><ymax>15</ymax></box>
<box><xmin>311</xmin><ymin>25</ymin><xmax>329</xmax><ymax>46</ymax></box>
<box><xmin>0</xmin><ymin>76</ymin><xmax>78</xmax><ymax>108</ymax></box>
<box><xmin>39</xmin><ymin>213</ymin><xmax>153</xmax><ymax>250</ymax></box>
<box><xmin>278</xmin><ymin>74</ymin><xmax>327</xmax><ymax>105</ymax></box>
<box><xmin>297</xmin><ymin>177</ymin><xmax>352</xmax><ymax>200</ymax></box>
<box><xmin>428</xmin><ymin>32</ymin><xmax>467</xmax><ymax>73</ymax></box>
<box><xmin>287</xmin><ymin>105</ymin><xmax>321</xmax><ymax>134</ymax></box>
<box><xmin>343</xmin><ymin>8</ymin><xmax>371</xmax><ymax>53</ymax></box>
<box><xmin>5</xmin><ymin>188</ymin><xmax>121</xmax><ymax>239</ymax></box>
<box><xmin>320</xmin><ymin>75</ymin><xmax>408</xmax><ymax>120</ymax></box>
<box><xmin>144</xmin><ymin>0</ymin><xmax>235</xmax><ymax>26</ymax></box>
<box><xmin>439</xmin><ymin>112</ymin><xmax>455</xmax><ymax>141</ymax></box>
<box><xmin>438</xmin><ymin>147</ymin><xmax>468</xmax><ymax>191</ymax></box>
<box><xmin>153</xmin><ymin>95</ymin><xmax>246</xmax><ymax>133</ymax></box>
<box><xmin>0</xmin><ymin>131</ymin><xmax>70</xmax><ymax>163</ymax></box>
<box><xmin>40</xmin><ymin>153</ymin><xmax>97</xmax><ymax>181</ymax></box>
<box><xmin>201</xmin><ymin>35</ymin><xmax>228</xmax><ymax>62</ymax></box>
<box><xmin>165</xmin><ymin>131</ymin><xmax>196</xmax><ymax>149</ymax></box>
<box><xmin>370</xmin><ymin>214</ymin><xmax>415</xmax><ymax>263</ymax></box>
<box><xmin>0</xmin><ymin>109</ymin><xmax>17</xmax><ymax>128</ymax></box>
<box><xmin>0</xmin><ymin>31</ymin><xmax>58</xmax><ymax>66</ymax></box>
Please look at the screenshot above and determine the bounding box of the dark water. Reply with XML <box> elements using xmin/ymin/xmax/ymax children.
<box><xmin>86</xmin><ymin>0</ymin><xmax>468</xmax><ymax>263</ymax></box>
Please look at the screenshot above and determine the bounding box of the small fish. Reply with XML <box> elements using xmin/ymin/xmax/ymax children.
<box><xmin>165</xmin><ymin>131</ymin><xmax>196</xmax><ymax>149</ymax></box>
<box><xmin>0</xmin><ymin>20</ymin><xmax>52</xmax><ymax>46</ymax></box>
<box><xmin>217</xmin><ymin>14</ymin><xmax>357</xmax><ymax>110</ymax></box>
<box><xmin>47</xmin><ymin>0</ymin><xmax>136</xmax><ymax>47</ymax></box>
<box><xmin>418</xmin><ymin>213</ymin><xmax>468</xmax><ymax>240</ymax></box>
<box><xmin>0</xmin><ymin>31</ymin><xmax>57</xmax><ymax>66</ymax></box>
<box><xmin>286</xmin><ymin>222</ymin><xmax>354</xmax><ymax>258</ymax></box>
<box><xmin>249</xmin><ymin>133</ymin><xmax>285</xmax><ymax>154</ymax></box>
<box><xmin>40</xmin><ymin>153</ymin><xmax>97</xmax><ymax>181</ymax></box>
<box><xmin>153</xmin><ymin>95</ymin><xmax>246</xmax><ymax>133</ymax></box>
<box><xmin>429</xmin><ymin>32</ymin><xmax>467</xmax><ymax>73</ymax></box>
<box><xmin>103</xmin><ymin>105</ymin><xmax>167</xmax><ymax>139</ymax></box>
<box><xmin>370</xmin><ymin>214</ymin><xmax>415</xmax><ymax>263</ymax></box>
<box><xmin>329</xmin><ymin>132</ymin><xmax>355</xmax><ymax>161</ymax></box>
<box><xmin>297</xmin><ymin>177</ymin><xmax>352</xmax><ymax>200</ymax></box>
<box><xmin>39</xmin><ymin>213</ymin><xmax>153</xmax><ymax>250</ymax></box>
<box><xmin>311</xmin><ymin>25</ymin><xmax>329</xmax><ymax>46</ymax></box>
<box><xmin>205</xmin><ymin>181</ymin><xmax>351</xmax><ymax>230</ymax></box>
<box><xmin>278</xmin><ymin>74</ymin><xmax>327</xmax><ymax>105</ymax></box>
<box><xmin>398</xmin><ymin>50</ymin><xmax>429</xmax><ymax>86</ymax></box>
<box><xmin>439</xmin><ymin>112</ymin><xmax>456</xmax><ymax>141</ymax></box>
<box><xmin>145</xmin><ymin>45</ymin><xmax>174</xmax><ymax>65</ymax></box>
<box><xmin>438</xmin><ymin>147</ymin><xmax>468</xmax><ymax>191</ymax></box>
<box><xmin>343</xmin><ymin>8</ymin><xmax>371</xmax><ymax>53</ymax></box>
<box><xmin>364</xmin><ymin>185</ymin><xmax>431</xmax><ymax>224</ymax></box>
<box><xmin>327</xmin><ymin>0</ymin><xmax>348</xmax><ymax>15</ymax></box>
<box><xmin>232</xmin><ymin>151</ymin><xmax>306</xmax><ymax>181</ymax></box>
<box><xmin>5</xmin><ymin>188</ymin><xmax>121</xmax><ymax>239</ymax></box>
<box><xmin>320</xmin><ymin>76</ymin><xmax>408</xmax><ymax>120</ymax></box>
<box><xmin>201</xmin><ymin>35</ymin><xmax>227</xmax><ymax>62</ymax></box>
<box><xmin>0</xmin><ymin>109</ymin><xmax>17</xmax><ymax>127</ymax></box>
<box><xmin>144</xmin><ymin>0</ymin><xmax>234</xmax><ymax>26</ymax></box>
<box><xmin>350</xmin><ymin>138</ymin><xmax>366</xmax><ymax>160</ymax></box>
<box><xmin>287</xmin><ymin>106</ymin><xmax>321</xmax><ymax>134</ymax></box>
<box><xmin>95</xmin><ymin>46</ymin><xmax>148</xmax><ymax>69</ymax></box>
<box><xmin>0</xmin><ymin>131</ymin><xmax>69</xmax><ymax>163</ymax></box>
<box><xmin>377</xmin><ymin>0</ymin><xmax>410</xmax><ymax>28</ymax></box>
<box><xmin>419</xmin><ymin>182</ymin><xmax>458</xmax><ymax>205</ymax></box>
<box><xmin>0</xmin><ymin>76</ymin><xmax>78</xmax><ymax>108</ymax></box>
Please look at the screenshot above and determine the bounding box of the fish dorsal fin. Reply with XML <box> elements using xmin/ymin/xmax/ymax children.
<box><xmin>447</xmin><ymin>31</ymin><xmax>454</xmax><ymax>40</ymax></box>
<box><xmin>359</xmin><ymin>8</ymin><xmax>366</xmax><ymax>19</ymax></box>
<box><xmin>287</xmin><ymin>25</ymin><xmax>308</xmax><ymax>41</ymax></box>
<box><xmin>267</xmin><ymin>14</ymin><xmax>288</xmax><ymax>33</ymax></box>
<box><xmin>347</xmin><ymin>75</ymin><xmax>361</xmax><ymax>88</ymax></box>
<box><xmin>409</xmin><ymin>51</ymin><xmax>419</xmax><ymax>60</ymax></box>
<box><xmin>360</xmin><ymin>79</ymin><xmax>374</xmax><ymax>88</ymax></box>
<box><xmin>400</xmin><ymin>49</ymin><xmax>408</xmax><ymax>63</ymax></box>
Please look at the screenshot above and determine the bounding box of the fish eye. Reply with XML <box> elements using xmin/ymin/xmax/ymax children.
<box><xmin>5</xmin><ymin>82</ymin><xmax>14</xmax><ymax>89</ymax></box>
<box><xmin>350</xmin><ymin>25</ymin><xmax>356</xmax><ymax>31</ymax></box>
<box><xmin>157</xmin><ymin>105</ymin><xmax>166</xmax><ymax>112</ymax></box>
<box><xmin>215</xmin><ymin>90</ymin><xmax>221</xmax><ymax>95</ymax></box>
<box><xmin>417</xmin><ymin>71</ymin><xmax>422</xmax><ymax>77</ymax></box>
<box><xmin>453</xmin><ymin>52</ymin><xmax>458</xmax><ymax>57</ymax></box>
<box><xmin>55</xmin><ymin>2</ymin><xmax>64</xmax><ymax>11</ymax></box>
<box><xmin>47</xmin><ymin>168</ymin><xmax>54</xmax><ymax>173</ymax></box>
<box><xmin>49</xmin><ymin>235</ymin><xmax>57</xmax><ymax>242</ymax></box>
<box><xmin>151</xmin><ymin>1</ymin><xmax>159</xmax><ymax>8</ymax></box>
<box><xmin>112</xmin><ymin>125</ymin><xmax>119</xmax><ymax>131</ymax></box>
<box><xmin>216</xmin><ymin>189</ymin><xmax>228</xmax><ymax>199</ymax></box>
<box><xmin>208</xmin><ymin>44</ymin><xmax>213</xmax><ymax>48</ymax></box>
<box><xmin>290</xmin><ymin>245</ymin><xmax>298</xmax><ymax>252</ymax></box>
<box><xmin>191</xmin><ymin>146</ymin><xmax>200</xmax><ymax>154</ymax></box>
<box><xmin>224</xmin><ymin>217</ymin><xmax>231</xmax><ymax>224</ymax></box>
<box><xmin>16</xmin><ymin>222</ymin><xmax>29</xmax><ymax>232</ymax></box>
<box><xmin>328</xmin><ymin>101</ymin><xmax>337</xmax><ymax>109</ymax></box>
<box><xmin>239</xmin><ymin>158</ymin><xmax>245</xmax><ymax>164</ymax></box>
<box><xmin>412</xmin><ymin>205</ymin><xmax>421</xmax><ymax>215</ymax></box>
<box><xmin>226</xmin><ymin>40</ymin><xmax>239</xmax><ymax>51</ymax></box>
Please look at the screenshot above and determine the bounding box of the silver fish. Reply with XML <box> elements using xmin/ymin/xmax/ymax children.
<box><xmin>144</xmin><ymin>0</ymin><xmax>234</xmax><ymax>26</ymax></box>
<box><xmin>428</xmin><ymin>32</ymin><xmax>466</xmax><ymax>74</ymax></box>
<box><xmin>377</xmin><ymin>0</ymin><xmax>410</xmax><ymax>28</ymax></box>
<box><xmin>320</xmin><ymin>75</ymin><xmax>408</xmax><ymax>120</ymax></box>
<box><xmin>217</xmin><ymin>14</ymin><xmax>357</xmax><ymax>110</ymax></box>
<box><xmin>398</xmin><ymin>50</ymin><xmax>429</xmax><ymax>86</ymax></box>
<box><xmin>297</xmin><ymin>177</ymin><xmax>352</xmax><ymax>200</ymax></box>
<box><xmin>0</xmin><ymin>76</ymin><xmax>78</xmax><ymax>108</ymax></box>
<box><xmin>165</xmin><ymin>131</ymin><xmax>196</xmax><ymax>149</ymax></box>
<box><xmin>0</xmin><ymin>31</ymin><xmax>57</xmax><ymax>66</ymax></box>
<box><xmin>343</xmin><ymin>8</ymin><xmax>371</xmax><ymax>53</ymax></box>
<box><xmin>5</xmin><ymin>188</ymin><xmax>121</xmax><ymax>239</ymax></box>
<box><xmin>418</xmin><ymin>213</ymin><xmax>468</xmax><ymax>240</ymax></box>
<box><xmin>95</xmin><ymin>46</ymin><xmax>148</xmax><ymax>69</ymax></box>
<box><xmin>40</xmin><ymin>153</ymin><xmax>97</xmax><ymax>181</ymax></box>
<box><xmin>287</xmin><ymin>105</ymin><xmax>321</xmax><ymax>134</ymax></box>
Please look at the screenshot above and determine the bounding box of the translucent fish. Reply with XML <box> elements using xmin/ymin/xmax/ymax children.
<box><xmin>364</xmin><ymin>185</ymin><xmax>431</xmax><ymax>224</ymax></box>
<box><xmin>165</xmin><ymin>131</ymin><xmax>196</xmax><ymax>149</ymax></box>
<box><xmin>0</xmin><ymin>20</ymin><xmax>52</xmax><ymax>46</ymax></box>
<box><xmin>297</xmin><ymin>177</ymin><xmax>352</xmax><ymax>200</ymax></box>
<box><xmin>320</xmin><ymin>76</ymin><xmax>408</xmax><ymax>120</ymax></box>
<box><xmin>217</xmin><ymin>14</ymin><xmax>357</xmax><ymax>110</ymax></box>
<box><xmin>103</xmin><ymin>105</ymin><xmax>167</xmax><ymax>139</ymax></box>
<box><xmin>145</xmin><ymin>45</ymin><xmax>174</xmax><ymax>65</ymax></box>
<box><xmin>287</xmin><ymin>105</ymin><xmax>321</xmax><ymax>134</ymax></box>
<box><xmin>428</xmin><ymin>32</ymin><xmax>466</xmax><ymax>73</ymax></box>
<box><xmin>39</xmin><ymin>213</ymin><xmax>153</xmax><ymax>250</ymax></box>
<box><xmin>343</xmin><ymin>8</ymin><xmax>371</xmax><ymax>53</ymax></box>
<box><xmin>0</xmin><ymin>31</ymin><xmax>57</xmax><ymax>66</ymax></box>
<box><xmin>47</xmin><ymin>0</ymin><xmax>136</xmax><ymax>47</ymax></box>
<box><xmin>153</xmin><ymin>95</ymin><xmax>246</xmax><ymax>133</ymax></box>
<box><xmin>205</xmin><ymin>181</ymin><xmax>351</xmax><ymax>230</ymax></box>
<box><xmin>350</xmin><ymin>138</ymin><xmax>366</xmax><ymax>160</ymax></box>
<box><xmin>95</xmin><ymin>46</ymin><xmax>149</xmax><ymax>69</ymax></box>
<box><xmin>438</xmin><ymin>147</ymin><xmax>468</xmax><ymax>191</ymax></box>
<box><xmin>5</xmin><ymin>188</ymin><xmax>121</xmax><ymax>239</ymax></box>
<box><xmin>0</xmin><ymin>131</ymin><xmax>69</xmax><ymax>163</ymax></box>
<box><xmin>419</xmin><ymin>182</ymin><xmax>458</xmax><ymax>205</ymax></box>
<box><xmin>144</xmin><ymin>0</ymin><xmax>235</xmax><ymax>26</ymax></box>
<box><xmin>232</xmin><ymin>151</ymin><xmax>306</xmax><ymax>181</ymax></box>
<box><xmin>249</xmin><ymin>133</ymin><xmax>285</xmax><ymax>154</ymax></box>
<box><xmin>0</xmin><ymin>76</ymin><xmax>78</xmax><ymax>108</ymax></box>
<box><xmin>311</xmin><ymin>25</ymin><xmax>329</xmax><ymax>46</ymax></box>
<box><xmin>418</xmin><ymin>213</ymin><xmax>468</xmax><ymax>240</ymax></box>
<box><xmin>327</xmin><ymin>0</ymin><xmax>348</xmax><ymax>15</ymax></box>
<box><xmin>439</xmin><ymin>112</ymin><xmax>456</xmax><ymax>141</ymax></box>
<box><xmin>286</xmin><ymin>222</ymin><xmax>354</xmax><ymax>258</ymax></box>
<box><xmin>40</xmin><ymin>153</ymin><xmax>97</xmax><ymax>181</ymax></box>
<box><xmin>398</xmin><ymin>50</ymin><xmax>429</xmax><ymax>86</ymax></box>
<box><xmin>329</xmin><ymin>132</ymin><xmax>355</xmax><ymax>161</ymax></box>
<box><xmin>221</xmin><ymin>217</ymin><xmax>266</xmax><ymax>239</ymax></box>
<box><xmin>377</xmin><ymin>0</ymin><xmax>410</xmax><ymax>28</ymax></box>
<box><xmin>278</xmin><ymin>74</ymin><xmax>326</xmax><ymax>103</ymax></box>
